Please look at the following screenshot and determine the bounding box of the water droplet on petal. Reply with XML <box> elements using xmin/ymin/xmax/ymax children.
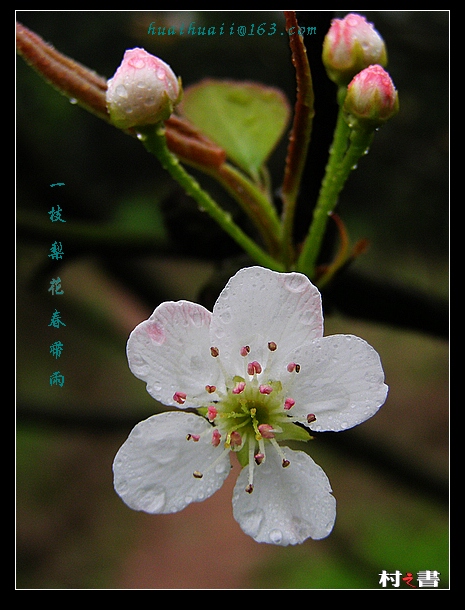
<box><xmin>215</xmin><ymin>462</ymin><xmax>227</xmax><ymax>474</ymax></box>
<box><xmin>146</xmin><ymin>321</ymin><xmax>165</xmax><ymax>345</ymax></box>
<box><xmin>284</xmin><ymin>274</ymin><xmax>308</xmax><ymax>293</ymax></box>
<box><xmin>299</xmin><ymin>309</ymin><xmax>314</xmax><ymax>325</ymax></box>
<box><xmin>269</xmin><ymin>529</ymin><xmax>283</xmax><ymax>543</ymax></box>
<box><xmin>241</xmin><ymin>509</ymin><xmax>264</xmax><ymax>537</ymax></box>
<box><xmin>132</xmin><ymin>58</ymin><xmax>145</xmax><ymax>69</ymax></box>
<box><xmin>219</xmin><ymin>308</ymin><xmax>232</xmax><ymax>323</ymax></box>
<box><xmin>115</xmin><ymin>85</ymin><xmax>128</xmax><ymax>99</ymax></box>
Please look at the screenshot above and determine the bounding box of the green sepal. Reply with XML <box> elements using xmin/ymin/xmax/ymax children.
<box><xmin>279</xmin><ymin>422</ymin><xmax>313</xmax><ymax>443</ymax></box>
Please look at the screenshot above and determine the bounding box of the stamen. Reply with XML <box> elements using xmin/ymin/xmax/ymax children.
<box><xmin>186</xmin><ymin>433</ymin><xmax>200</xmax><ymax>442</ymax></box>
<box><xmin>307</xmin><ymin>413</ymin><xmax>316</xmax><ymax>424</ymax></box>
<box><xmin>207</xmin><ymin>406</ymin><xmax>218</xmax><ymax>421</ymax></box>
<box><xmin>247</xmin><ymin>361</ymin><xmax>262</xmax><ymax>375</ymax></box>
<box><xmin>232</xmin><ymin>381</ymin><xmax>246</xmax><ymax>394</ymax></box>
<box><xmin>192</xmin><ymin>445</ymin><xmax>231</xmax><ymax>479</ymax></box>
<box><xmin>210</xmin><ymin>346</ymin><xmax>219</xmax><ymax>357</ymax></box>
<box><xmin>173</xmin><ymin>391</ymin><xmax>187</xmax><ymax>404</ymax></box>
<box><xmin>258</xmin><ymin>424</ymin><xmax>275</xmax><ymax>439</ymax></box>
<box><xmin>227</xmin><ymin>430</ymin><xmax>243</xmax><ymax>449</ymax></box>
<box><xmin>269</xmin><ymin>437</ymin><xmax>290</xmax><ymax>468</ymax></box>
<box><xmin>284</xmin><ymin>397</ymin><xmax>295</xmax><ymax>410</ymax></box>
<box><xmin>205</xmin><ymin>385</ymin><xmax>216</xmax><ymax>393</ymax></box>
<box><xmin>259</xmin><ymin>384</ymin><xmax>273</xmax><ymax>395</ymax></box>
<box><xmin>287</xmin><ymin>362</ymin><xmax>301</xmax><ymax>373</ymax></box>
<box><xmin>240</xmin><ymin>345</ymin><xmax>250</xmax><ymax>356</ymax></box>
<box><xmin>211</xmin><ymin>429</ymin><xmax>221</xmax><ymax>446</ymax></box>
<box><xmin>246</xmin><ymin>436</ymin><xmax>255</xmax><ymax>493</ymax></box>
<box><xmin>254</xmin><ymin>452</ymin><xmax>265</xmax><ymax>465</ymax></box>
<box><xmin>267</xmin><ymin>341</ymin><xmax>277</xmax><ymax>351</ymax></box>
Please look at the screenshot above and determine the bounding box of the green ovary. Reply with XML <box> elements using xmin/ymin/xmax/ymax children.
<box><xmin>216</xmin><ymin>380</ymin><xmax>284</xmax><ymax>450</ymax></box>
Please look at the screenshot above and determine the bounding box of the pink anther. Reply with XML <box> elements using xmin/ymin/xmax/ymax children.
<box><xmin>229</xmin><ymin>431</ymin><xmax>242</xmax><ymax>448</ymax></box>
<box><xmin>258</xmin><ymin>424</ymin><xmax>275</xmax><ymax>439</ymax></box>
<box><xmin>284</xmin><ymin>398</ymin><xmax>296</xmax><ymax>410</ymax></box>
<box><xmin>207</xmin><ymin>406</ymin><xmax>218</xmax><ymax>421</ymax></box>
<box><xmin>211</xmin><ymin>429</ymin><xmax>221</xmax><ymax>447</ymax></box>
<box><xmin>247</xmin><ymin>361</ymin><xmax>262</xmax><ymax>375</ymax></box>
<box><xmin>173</xmin><ymin>391</ymin><xmax>187</xmax><ymax>404</ymax></box>
<box><xmin>232</xmin><ymin>381</ymin><xmax>246</xmax><ymax>394</ymax></box>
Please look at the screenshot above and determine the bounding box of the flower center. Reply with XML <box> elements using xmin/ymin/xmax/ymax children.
<box><xmin>180</xmin><ymin>340</ymin><xmax>315</xmax><ymax>494</ymax></box>
<box><xmin>219</xmin><ymin>377</ymin><xmax>283</xmax><ymax>439</ymax></box>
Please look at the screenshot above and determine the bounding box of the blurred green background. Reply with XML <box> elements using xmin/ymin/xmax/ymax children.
<box><xmin>16</xmin><ymin>11</ymin><xmax>448</xmax><ymax>589</ymax></box>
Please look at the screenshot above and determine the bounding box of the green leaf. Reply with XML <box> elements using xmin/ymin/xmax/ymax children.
<box><xmin>179</xmin><ymin>79</ymin><xmax>290</xmax><ymax>180</ymax></box>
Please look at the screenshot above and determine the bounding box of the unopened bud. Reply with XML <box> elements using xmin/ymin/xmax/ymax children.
<box><xmin>343</xmin><ymin>65</ymin><xmax>399</xmax><ymax>129</ymax></box>
<box><xmin>106</xmin><ymin>47</ymin><xmax>182</xmax><ymax>130</ymax></box>
<box><xmin>323</xmin><ymin>13</ymin><xmax>387</xmax><ymax>86</ymax></box>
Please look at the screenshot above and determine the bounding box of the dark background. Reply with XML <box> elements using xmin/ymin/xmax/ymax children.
<box><xmin>17</xmin><ymin>11</ymin><xmax>448</xmax><ymax>589</ymax></box>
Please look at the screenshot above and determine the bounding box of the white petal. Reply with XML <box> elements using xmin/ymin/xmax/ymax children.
<box><xmin>210</xmin><ymin>266</ymin><xmax>323</xmax><ymax>379</ymax></box>
<box><xmin>127</xmin><ymin>301</ymin><xmax>222</xmax><ymax>407</ymax></box>
<box><xmin>232</xmin><ymin>447</ymin><xmax>336</xmax><ymax>545</ymax></box>
<box><xmin>113</xmin><ymin>412</ymin><xmax>230</xmax><ymax>514</ymax></box>
<box><xmin>292</xmin><ymin>334</ymin><xmax>388</xmax><ymax>431</ymax></box>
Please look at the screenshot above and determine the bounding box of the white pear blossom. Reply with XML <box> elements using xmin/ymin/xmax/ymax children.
<box><xmin>114</xmin><ymin>266</ymin><xmax>388</xmax><ymax>545</ymax></box>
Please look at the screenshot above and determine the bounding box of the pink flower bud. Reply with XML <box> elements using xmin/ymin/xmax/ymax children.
<box><xmin>343</xmin><ymin>65</ymin><xmax>399</xmax><ymax>129</ymax></box>
<box><xmin>106</xmin><ymin>47</ymin><xmax>182</xmax><ymax>129</ymax></box>
<box><xmin>322</xmin><ymin>13</ymin><xmax>387</xmax><ymax>86</ymax></box>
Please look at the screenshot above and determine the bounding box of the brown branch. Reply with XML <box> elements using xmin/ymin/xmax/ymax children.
<box><xmin>16</xmin><ymin>21</ymin><xmax>282</xmax><ymax>250</ymax></box>
<box><xmin>16</xmin><ymin>22</ymin><xmax>226</xmax><ymax>169</ymax></box>
<box><xmin>16</xmin><ymin>21</ymin><xmax>109</xmax><ymax>121</ymax></box>
<box><xmin>280</xmin><ymin>11</ymin><xmax>315</xmax><ymax>264</ymax></box>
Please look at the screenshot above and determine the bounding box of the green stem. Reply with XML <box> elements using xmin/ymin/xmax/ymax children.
<box><xmin>188</xmin><ymin>161</ymin><xmax>282</xmax><ymax>258</ymax></box>
<box><xmin>140</xmin><ymin>124</ymin><xmax>285</xmax><ymax>271</ymax></box>
<box><xmin>296</xmin><ymin>107</ymin><xmax>373</xmax><ymax>278</ymax></box>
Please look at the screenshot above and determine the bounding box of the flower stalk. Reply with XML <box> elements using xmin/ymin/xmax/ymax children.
<box><xmin>296</xmin><ymin>16</ymin><xmax>397</xmax><ymax>280</ymax></box>
<box><xmin>296</xmin><ymin>109</ymin><xmax>374</xmax><ymax>278</ymax></box>
<box><xmin>138</xmin><ymin>124</ymin><xmax>285</xmax><ymax>271</ymax></box>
